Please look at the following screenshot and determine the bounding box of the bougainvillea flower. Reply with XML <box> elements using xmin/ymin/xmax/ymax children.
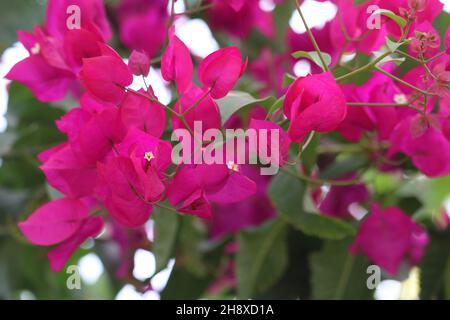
<box><xmin>161</xmin><ymin>27</ymin><xmax>193</xmax><ymax>94</ymax></box>
<box><xmin>336</xmin><ymin>84</ymin><xmax>376</xmax><ymax>142</ymax></box>
<box><xmin>409</xmin><ymin>22</ymin><xmax>441</xmax><ymax>59</ymax></box>
<box><xmin>167</xmin><ymin>165</ymin><xmax>214</xmax><ymax>219</ymax></box>
<box><xmin>338</xmin><ymin>74</ymin><xmax>412</xmax><ymax>142</ymax></box>
<box><xmin>316</xmin><ymin>176</ymin><xmax>369</xmax><ymax>219</ymax></box>
<box><xmin>128</xmin><ymin>50</ymin><xmax>150</xmax><ymax>76</ymax></box>
<box><xmin>206</xmin><ymin>168</ymin><xmax>257</xmax><ymax>204</ymax></box>
<box><xmin>378</xmin><ymin>0</ymin><xmax>443</xmax><ymax>38</ymax></box>
<box><xmin>209</xmin><ymin>165</ymin><xmax>276</xmax><ymax>239</ymax></box>
<box><xmin>40</xmin><ymin>144</ymin><xmax>98</xmax><ymax>198</ymax></box>
<box><xmin>389</xmin><ymin>114</ymin><xmax>450</xmax><ymax>177</ymax></box>
<box><xmin>329</xmin><ymin>0</ymin><xmax>387</xmax><ymax>56</ymax></box>
<box><xmin>80</xmin><ymin>55</ymin><xmax>133</xmax><ymax>104</ymax></box>
<box><xmin>6</xmin><ymin>54</ymin><xmax>74</xmax><ymax>102</ymax></box>
<box><xmin>198</xmin><ymin>47</ymin><xmax>246</xmax><ymax>99</ymax></box>
<box><xmin>56</xmin><ymin>108</ymin><xmax>93</xmax><ymax>145</ymax></box>
<box><xmin>115</xmin><ymin>127</ymin><xmax>172</xmax><ymax>200</ymax></box>
<box><xmin>76</xmin><ymin>108</ymin><xmax>126</xmax><ymax>164</ymax></box>
<box><xmin>119</xmin><ymin>89</ymin><xmax>166</xmax><ymax>138</ymax></box>
<box><xmin>350</xmin><ymin>204</ymin><xmax>429</xmax><ymax>275</ymax></box>
<box><xmin>118</xmin><ymin>128</ymin><xmax>172</xmax><ymax>170</ymax></box>
<box><xmin>96</xmin><ymin>157</ymin><xmax>153</xmax><ymax>228</ymax></box>
<box><xmin>177</xmin><ymin>189</ymin><xmax>212</xmax><ymax>219</ymax></box>
<box><xmin>63</xmin><ymin>28</ymin><xmax>104</xmax><ymax>72</ymax></box>
<box><xmin>429</xmin><ymin>55</ymin><xmax>450</xmax><ymax>98</ymax></box>
<box><xmin>250</xmin><ymin>49</ymin><xmax>290</xmax><ymax>96</ymax></box>
<box><xmin>172</xmin><ymin>86</ymin><xmax>221</xmax><ymax>135</ymax></box>
<box><xmin>7</xmin><ymin>23</ymin><xmax>115</xmax><ymax>102</ymax></box>
<box><xmin>398</xmin><ymin>66</ymin><xmax>438</xmax><ymax>111</ymax></box>
<box><xmin>114</xmin><ymin>0</ymin><xmax>167</xmax><ymax>57</ymax></box>
<box><xmin>48</xmin><ymin>216</ymin><xmax>105</xmax><ymax>272</ymax></box>
<box><xmin>111</xmin><ymin>223</ymin><xmax>149</xmax><ymax>278</ymax></box>
<box><xmin>18</xmin><ymin>198</ymin><xmax>89</xmax><ymax>246</ymax></box>
<box><xmin>227</xmin><ymin>0</ymin><xmax>246</xmax><ymax>11</ymax></box>
<box><xmin>208</xmin><ymin>0</ymin><xmax>274</xmax><ymax>38</ymax></box>
<box><xmin>45</xmin><ymin>0</ymin><xmax>111</xmax><ymax>40</ymax></box>
<box><xmin>80</xmin><ymin>92</ymin><xmax>115</xmax><ymax>113</ymax></box>
<box><xmin>167</xmin><ymin>162</ymin><xmax>257</xmax><ymax>218</ymax></box>
<box><xmin>24</xmin><ymin>27</ymin><xmax>70</xmax><ymax>71</ymax></box>
<box><xmin>283</xmin><ymin>72</ymin><xmax>347</xmax><ymax>142</ymax></box>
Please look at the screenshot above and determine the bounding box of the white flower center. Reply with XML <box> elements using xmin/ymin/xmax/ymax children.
<box><xmin>394</xmin><ymin>94</ymin><xmax>408</xmax><ymax>104</ymax></box>
<box><xmin>227</xmin><ymin>161</ymin><xmax>239</xmax><ymax>172</ymax></box>
<box><xmin>144</xmin><ymin>151</ymin><xmax>155</xmax><ymax>162</ymax></box>
<box><xmin>31</xmin><ymin>43</ymin><xmax>40</xmax><ymax>55</ymax></box>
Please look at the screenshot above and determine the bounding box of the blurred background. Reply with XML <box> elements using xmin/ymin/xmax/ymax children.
<box><xmin>0</xmin><ymin>0</ymin><xmax>449</xmax><ymax>300</ymax></box>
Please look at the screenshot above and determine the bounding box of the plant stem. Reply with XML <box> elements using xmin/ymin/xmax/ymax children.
<box><xmin>294</xmin><ymin>0</ymin><xmax>329</xmax><ymax>72</ymax></box>
<box><xmin>374</xmin><ymin>66</ymin><xmax>428</xmax><ymax>95</ymax></box>
<box><xmin>348</xmin><ymin>101</ymin><xmax>423</xmax><ymax>113</ymax></box>
<box><xmin>347</xmin><ymin>102</ymin><xmax>408</xmax><ymax>107</ymax></box>
<box><xmin>180</xmin><ymin>3</ymin><xmax>214</xmax><ymax>15</ymax></box>
<box><xmin>335</xmin><ymin>51</ymin><xmax>391</xmax><ymax>82</ymax></box>
<box><xmin>316</xmin><ymin>144</ymin><xmax>362</xmax><ymax>154</ymax></box>
<box><xmin>154</xmin><ymin>202</ymin><xmax>179</xmax><ymax>214</ymax></box>
<box><xmin>124</xmin><ymin>87</ymin><xmax>179</xmax><ymax>116</ymax></box>
<box><xmin>426</xmin><ymin>51</ymin><xmax>444</xmax><ymax>63</ymax></box>
<box><xmin>181</xmin><ymin>88</ymin><xmax>211</xmax><ymax>116</ymax></box>
<box><xmin>280</xmin><ymin>167</ymin><xmax>362</xmax><ymax>186</ymax></box>
<box><xmin>334</xmin><ymin>254</ymin><xmax>355</xmax><ymax>300</ymax></box>
<box><xmin>399</xmin><ymin>19</ymin><xmax>412</xmax><ymax>42</ymax></box>
<box><xmin>395</xmin><ymin>50</ymin><xmax>422</xmax><ymax>64</ymax></box>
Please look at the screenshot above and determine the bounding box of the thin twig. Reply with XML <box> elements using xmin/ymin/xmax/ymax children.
<box><xmin>294</xmin><ymin>0</ymin><xmax>329</xmax><ymax>72</ymax></box>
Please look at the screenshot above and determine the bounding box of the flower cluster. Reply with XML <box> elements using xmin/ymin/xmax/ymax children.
<box><xmin>5</xmin><ymin>0</ymin><xmax>450</xmax><ymax>290</ymax></box>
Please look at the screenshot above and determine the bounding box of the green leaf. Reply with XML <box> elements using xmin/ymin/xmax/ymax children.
<box><xmin>236</xmin><ymin>219</ymin><xmax>288</xmax><ymax>298</ymax></box>
<box><xmin>319</xmin><ymin>154</ymin><xmax>367</xmax><ymax>180</ymax></box>
<box><xmin>400</xmin><ymin>175</ymin><xmax>450</xmax><ymax>220</ymax></box>
<box><xmin>385</xmin><ymin>37</ymin><xmax>403</xmax><ymax>52</ymax></box>
<box><xmin>161</xmin><ymin>266</ymin><xmax>212</xmax><ymax>300</ymax></box>
<box><xmin>45</xmin><ymin>184</ymin><xmax>64</xmax><ymax>201</ymax></box>
<box><xmin>310</xmin><ymin>239</ymin><xmax>373</xmax><ymax>299</ymax></box>
<box><xmin>216</xmin><ymin>91</ymin><xmax>276</xmax><ymax>125</ymax></box>
<box><xmin>282</xmin><ymin>73</ymin><xmax>296</xmax><ymax>87</ymax></box>
<box><xmin>292</xmin><ymin>50</ymin><xmax>332</xmax><ymax>71</ymax></box>
<box><xmin>420</xmin><ymin>230</ymin><xmax>450</xmax><ymax>299</ymax></box>
<box><xmin>269</xmin><ymin>170</ymin><xmax>356</xmax><ymax>240</ymax></box>
<box><xmin>177</xmin><ymin>215</ymin><xmax>209</xmax><ymax>276</ymax></box>
<box><xmin>301</xmin><ymin>133</ymin><xmax>320</xmax><ymax>173</ymax></box>
<box><xmin>266</xmin><ymin>96</ymin><xmax>285</xmax><ymax>120</ymax></box>
<box><xmin>0</xmin><ymin>83</ymin><xmax>64</xmax><ymax>189</ymax></box>
<box><xmin>445</xmin><ymin>259</ymin><xmax>450</xmax><ymax>299</ymax></box>
<box><xmin>273</xmin><ymin>1</ymin><xmax>294</xmax><ymax>52</ymax></box>
<box><xmin>0</xmin><ymin>0</ymin><xmax>46</xmax><ymax>53</ymax></box>
<box><xmin>152</xmin><ymin>207</ymin><xmax>179</xmax><ymax>273</ymax></box>
<box><xmin>268</xmin><ymin>170</ymin><xmax>306</xmax><ymax>216</ymax></box>
<box><xmin>372</xmin><ymin>38</ymin><xmax>407</xmax><ymax>68</ymax></box>
<box><xmin>372</xmin><ymin>9</ymin><xmax>407</xmax><ymax>30</ymax></box>
<box><xmin>0</xmin><ymin>132</ymin><xmax>15</xmax><ymax>157</ymax></box>
<box><xmin>433</xmin><ymin>11</ymin><xmax>450</xmax><ymax>41</ymax></box>
<box><xmin>291</xmin><ymin>214</ymin><xmax>356</xmax><ymax>240</ymax></box>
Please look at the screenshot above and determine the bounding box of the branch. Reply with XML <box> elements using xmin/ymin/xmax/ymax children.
<box><xmin>294</xmin><ymin>0</ymin><xmax>329</xmax><ymax>72</ymax></box>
